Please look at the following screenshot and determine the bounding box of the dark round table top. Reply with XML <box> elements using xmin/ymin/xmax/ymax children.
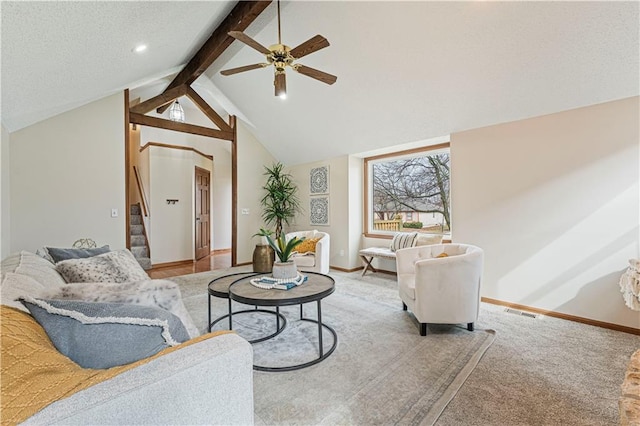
<box><xmin>229</xmin><ymin>271</ymin><xmax>335</xmax><ymax>307</ymax></box>
<box><xmin>208</xmin><ymin>272</ymin><xmax>259</xmax><ymax>298</ymax></box>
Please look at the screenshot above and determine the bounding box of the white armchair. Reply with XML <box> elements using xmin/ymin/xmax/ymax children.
<box><xmin>395</xmin><ymin>243</ymin><xmax>484</xmax><ymax>336</ymax></box>
<box><xmin>285</xmin><ymin>230</ymin><xmax>330</xmax><ymax>274</ymax></box>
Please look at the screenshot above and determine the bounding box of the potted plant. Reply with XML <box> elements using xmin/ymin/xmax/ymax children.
<box><xmin>260</xmin><ymin>163</ymin><xmax>301</xmax><ymax>239</ymax></box>
<box><xmin>254</xmin><ymin>228</ymin><xmax>304</xmax><ymax>279</ymax></box>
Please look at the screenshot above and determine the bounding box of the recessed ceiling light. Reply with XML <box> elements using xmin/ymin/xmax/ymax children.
<box><xmin>133</xmin><ymin>44</ymin><xmax>147</xmax><ymax>53</ymax></box>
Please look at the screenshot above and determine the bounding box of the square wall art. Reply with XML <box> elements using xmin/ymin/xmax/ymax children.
<box><xmin>310</xmin><ymin>166</ymin><xmax>329</xmax><ymax>195</ymax></box>
<box><xmin>309</xmin><ymin>197</ymin><xmax>330</xmax><ymax>226</ymax></box>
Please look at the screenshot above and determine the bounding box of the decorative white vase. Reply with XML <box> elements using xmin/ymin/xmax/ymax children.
<box><xmin>272</xmin><ymin>261</ymin><xmax>297</xmax><ymax>279</ymax></box>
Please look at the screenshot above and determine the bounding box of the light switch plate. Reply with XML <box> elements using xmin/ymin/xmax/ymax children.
<box><xmin>241</xmin><ymin>208</ymin><xmax>250</xmax><ymax>215</ymax></box>
<box><xmin>111</xmin><ymin>208</ymin><xmax>118</xmax><ymax>218</ymax></box>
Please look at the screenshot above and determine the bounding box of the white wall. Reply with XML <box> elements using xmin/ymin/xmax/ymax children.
<box><xmin>146</xmin><ymin>146</ymin><xmax>212</xmax><ymax>264</ymax></box>
<box><xmin>451</xmin><ymin>96</ymin><xmax>639</xmax><ymax>329</ymax></box>
<box><xmin>1</xmin><ymin>124</ymin><xmax>11</xmax><ymax>259</ymax></box>
<box><xmin>9</xmin><ymin>93</ymin><xmax>126</xmax><ymax>252</ymax></box>
<box><xmin>236</xmin><ymin>120</ymin><xmax>277</xmax><ymax>264</ymax></box>
<box><xmin>288</xmin><ymin>155</ymin><xmax>363</xmax><ymax>270</ymax></box>
<box><xmin>139</xmin><ymin>110</ymin><xmax>232</xmax><ymax>251</ymax></box>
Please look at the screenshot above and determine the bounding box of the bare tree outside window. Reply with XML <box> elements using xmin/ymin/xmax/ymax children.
<box><xmin>371</xmin><ymin>152</ymin><xmax>450</xmax><ymax>234</ymax></box>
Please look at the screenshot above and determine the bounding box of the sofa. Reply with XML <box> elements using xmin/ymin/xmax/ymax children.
<box><xmin>1</xmin><ymin>250</ymin><xmax>254</xmax><ymax>425</ymax></box>
<box><xmin>285</xmin><ymin>230</ymin><xmax>330</xmax><ymax>274</ymax></box>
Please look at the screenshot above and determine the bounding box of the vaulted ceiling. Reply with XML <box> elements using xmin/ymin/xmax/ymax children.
<box><xmin>2</xmin><ymin>1</ymin><xmax>638</xmax><ymax>165</ymax></box>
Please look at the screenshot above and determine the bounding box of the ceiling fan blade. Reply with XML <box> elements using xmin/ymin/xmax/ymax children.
<box><xmin>228</xmin><ymin>31</ymin><xmax>271</xmax><ymax>55</ymax></box>
<box><xmin>220</xmin><ymin>63</ymin><xmax>268</xmax><ymax>76</ymax></box>
<box><xmin>275</xmin><ymin>72</ymin><xmax>287</xmax><ymax>98</ymax></box>
<box><xmin>294</xmin><ymin>65</ymin><xmax>337</xmax><ymax>85</ymax></box>
<box><xmin>289</xmin><ymin>35</ymin><xmax>330</xmax><ymax>59</ymax></box>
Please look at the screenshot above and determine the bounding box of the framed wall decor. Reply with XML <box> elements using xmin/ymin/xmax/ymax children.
<box><xmin>310</xmin><ymin>165</ymin><xmax>329</xmax><ymax>195</ymax></box>
<box><xmin>309</xmin><ymin>196</ymin><xmax>330</xmax><ymax>226</ymax></box>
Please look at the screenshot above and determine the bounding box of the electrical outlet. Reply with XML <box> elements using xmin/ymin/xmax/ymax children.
<box><xmin>340</xmin><ymin>249</ymin><xmax>345</xmax><ymax>256</ymax></box>
<box><xmin>241</xmin><ymin>208</ymin><xmax>250</xmax><ymax>215</ymax></box>
<box><xmin>111</xmin><ymin>208</ymin><xmax>118</xmax><ymax>218</ymax></box>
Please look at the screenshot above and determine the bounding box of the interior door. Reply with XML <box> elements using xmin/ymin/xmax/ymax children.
<box><xmin>195</xmin><ymin>166</ymin><xmax>211</xmax><ymax>260</ymax></box>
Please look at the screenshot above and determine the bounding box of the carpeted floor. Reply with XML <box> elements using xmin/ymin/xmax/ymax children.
<box><xmin>170</xmin><ymin>267</ymin><xmax>639</xmax><ymax>425</ymax></box>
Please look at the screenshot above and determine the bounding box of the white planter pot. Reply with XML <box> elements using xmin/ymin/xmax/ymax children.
<box><xmin>272</xmin><ymin>261</ymin><xmax>297</xmax><ymax>279</ymax></box>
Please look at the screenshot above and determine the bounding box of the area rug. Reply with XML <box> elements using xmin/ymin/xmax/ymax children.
<box><xmin>170</xmin><ymin>268</ymin><xmax>495</xmax><ymax>425</ymax></box>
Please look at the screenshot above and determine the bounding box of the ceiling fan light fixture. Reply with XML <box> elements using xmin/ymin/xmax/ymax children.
<box><xmin>275</xmin><ymin>71</ymin><xmax>287</xmax><ymax>99</ymax></box>
<box><xmin>220</xmin><ymin>0</ymin><xmax>336</xmax><ymax>97</ymax></box>
<box><xmin>168</xmin><ymin>100</ymin><xmax>185</xmax><ymax>123</ymax></box>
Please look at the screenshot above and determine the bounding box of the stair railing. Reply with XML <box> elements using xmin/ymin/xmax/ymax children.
<box><xmin>133</xmin><ymin>166</ymin><xmax>150</xmax><ymax>217</ymax></box>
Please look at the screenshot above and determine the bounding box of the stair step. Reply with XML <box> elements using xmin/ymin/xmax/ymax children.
<box><xmin>131</xmin><ymin>246</ymin><xmax>148</xmax><ymax>258</ymax></box>
<box><xmin>136</xmin><ymin>257</ymin><xmax>152</xmax><ymax>271</ymax></box>
<box><xmin>130</xmin><ymin>204</ymin><xmax>141</xmax><ymax>215</ymax></box>
<box><xmin>130</xmin><ymin>224</ymin><xmax>144</xmax><ymax>235</ymax></box>
<box><xmin>130</xmin><ymin>214</ymin><xmax>142</xmax><ymax>225</ymax></box>
<box><xmin>131</xmin><ymin>235</ymin><xmax>146</xmax><ymax>246</ymax></box>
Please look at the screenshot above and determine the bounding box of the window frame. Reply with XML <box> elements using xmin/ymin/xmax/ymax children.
<box><xmin>363</xmin><ymin>142</ymin><xmax>451</xmax><ymax>239</ymax></box>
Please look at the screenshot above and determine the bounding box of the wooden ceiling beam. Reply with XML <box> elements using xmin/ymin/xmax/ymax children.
<box><xmin>186</xmin><ymin>87</ymin><xmax>233</xmax><ymax>133</ymax></box>
<box><xmin>130</xmin><ymin>112</ymin><xmax>234</xmax><ymax>140</ymax></box>
<box><xmin>157</xmin><ymin>0</ymin><xmax>272</xmax><ymax>114</ymax></box>
<box><xmin>130</xmin><ymin>85</ymin><xmax>189</xmax><ymax>115</ymax></box>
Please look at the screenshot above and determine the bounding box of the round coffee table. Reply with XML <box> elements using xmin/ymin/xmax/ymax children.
<box><xmin>228</xmin><ymin>271</ymin><xmax>337</xmax><ymax>372</ymax></box>
<box><xmin>208</xmin><ymin>272</ymin><xmax>287</xmax><ymax>343</ymax></box>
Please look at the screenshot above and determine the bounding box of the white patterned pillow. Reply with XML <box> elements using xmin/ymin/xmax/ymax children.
<box><xmin>390</xmin><ymin>232</ymin><xmax>418</xmax><ymax>252</ymax></box>
<box><xmin>56</xmin><ymin>249</ymin><xmax>149</xmax><ymax>284</ymax></box>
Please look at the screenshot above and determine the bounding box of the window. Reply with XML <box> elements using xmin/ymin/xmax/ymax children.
<box><xmin>364</xmin><ymin>143</ymin><xmax>450</xmax><ymax>237</ymax></box>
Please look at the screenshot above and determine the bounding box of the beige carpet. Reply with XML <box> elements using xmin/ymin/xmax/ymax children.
<box><xmin>171</xmin><ymin>267</ymin><xmax>495</xmax><ymax>425</ymax></box>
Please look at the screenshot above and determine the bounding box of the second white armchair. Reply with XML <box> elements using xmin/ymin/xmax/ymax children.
<box><xmin>395</xmin><ymin>243</ymin><xmax>484</xmax><ymax>336</ymax></box>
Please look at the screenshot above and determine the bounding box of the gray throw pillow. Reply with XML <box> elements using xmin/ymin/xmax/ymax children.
<box><xmin>20</xmin><ymin>297</ymin><xmax>190</xmax><ymax>369</ymax></box>
<box><xmin>46</xmin><ymin>245</ymin><xmax>111</xmax><ymax>263</ymax></box>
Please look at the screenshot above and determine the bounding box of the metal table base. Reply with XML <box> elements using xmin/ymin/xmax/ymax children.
<box><xmin>251</xmin><ymin>300</ymin><xmax>338</xmax><ymax>372</ymax></box>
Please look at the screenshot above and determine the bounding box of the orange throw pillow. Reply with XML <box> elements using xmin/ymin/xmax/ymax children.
<box><xmin>296</xmin><ymin>238</ymin><xmax>320</xmax><ymax>254</ymax></box>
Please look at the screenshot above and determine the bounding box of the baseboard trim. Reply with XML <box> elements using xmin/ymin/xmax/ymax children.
<box><xmin>211</xmin><ymin>248</ymin><xmax>231</xmax><ymax>255</ymax></box>
<box><xmin>330</xmin><ymin>265</ymin><xmax>364</xmax><ymax>273</ymax></box>
<box><xmin>150</xmin><ymin>259</ymin><xmax>192</xmax><ymax>270</ymax></box>
<box><xmin>481</xmin><ymin>297</ymin><xmax>640</xmax><ymax>336</ymax></box>
<box><xmin>236</xmin><ymin>261</ymin><xmax>252</xmax><ymax>267</ymax></box>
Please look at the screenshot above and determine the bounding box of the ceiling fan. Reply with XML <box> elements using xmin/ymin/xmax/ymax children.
<box><xmin>220</xmin><ymin>0</ymin><xmax>337</xmax><ymax>99</ymax></box>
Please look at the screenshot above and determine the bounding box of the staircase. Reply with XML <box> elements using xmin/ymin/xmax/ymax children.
<box><xmin>130</xmin><ymin>204</ymin><xmax>152</xmax><ymax>270</ymax></box>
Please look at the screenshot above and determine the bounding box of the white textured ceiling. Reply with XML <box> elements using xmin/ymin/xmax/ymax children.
<box><xmin>1</xmin><ymin>1</ymin><xmax>236</xmax><ymax>132</ymax></box>
<box><xmin>2</xmin><ymin>1</ymin><xmax>639</xmax><ymax>166</ymax></box>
